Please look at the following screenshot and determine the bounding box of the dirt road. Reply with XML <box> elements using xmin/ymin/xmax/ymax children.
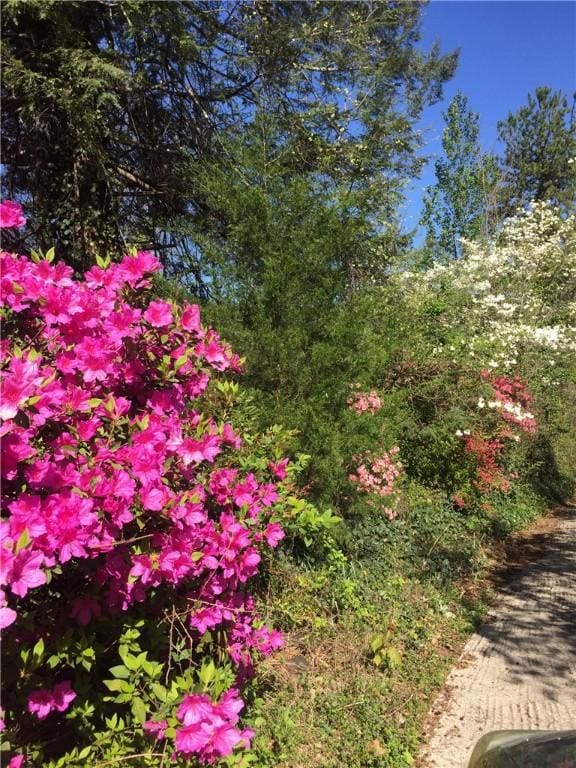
<box><xmin>419</xmin><ymin>506</ymin><xmax>576</xmax><ymax>767</ymax></box>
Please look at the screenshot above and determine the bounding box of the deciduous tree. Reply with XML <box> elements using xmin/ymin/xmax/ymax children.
<box><xmin>421</xmin><ymin>93</ymin><xmax>501</xmax><ymax>260</ymax></box>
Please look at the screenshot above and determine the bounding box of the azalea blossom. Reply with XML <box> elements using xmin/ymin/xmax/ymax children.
<box><xmin>27</xmin><ymin>681</ymin><xmax>76</xmax><ymax>720</ymax></box>
<box><xmin>1</xmin><ymin>246</ymin><xmax>287</xmax><ymax>763</ymax></box>
<box><xmin>0</xmin><ymin>200</ymin><xmax>26</xmax><ymax>228</ymax></box>
<box><xmin>144</xmin><ymin>300</ymin><xmax>173</xmax><ymax>327</ymax></box>
<box><xmin>174</xmin><ymin>690</ymin><xmax>254</xmax><ymax>763</ymax></box>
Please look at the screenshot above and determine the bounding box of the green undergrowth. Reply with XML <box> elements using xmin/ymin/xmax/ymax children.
<box><xmin>245</xmin><ymin>481</ymin><xmax>549</xmax><ymax>768</ymax></box>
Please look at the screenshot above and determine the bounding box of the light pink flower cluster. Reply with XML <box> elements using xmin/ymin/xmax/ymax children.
<box><xmin>349</xmin><ymin>447</ymin><xmax>402</xmax><ymax>519</ymax></box>
<box><xmin>0</xmin><ymin>203</ymin><xmax>287</xmax><ymax>763</ymax></box>
<box><xmin>347</xmin><ymin>385</ymin><xmax>382</xmax><ymax>415</ymax></box>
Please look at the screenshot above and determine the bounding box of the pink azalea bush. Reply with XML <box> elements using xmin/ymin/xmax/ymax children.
<box><xmin>0</xmin><ymin>203</ymin><xmax>299</xmax><ymax>765</ymax></box>
<box><xmin>346</xmin><ymin>383</ymin><xmax>403</xmax><ymax>519</ymax></box>
<box><xmin>349</xmin><ymin>448</ymin><xmax>403</xmax><ymax>520</ymax></box>
<box><xmin>347</xmin><ymin>385</ymin><xmax>383</xmax><ymax>415</ymax></box>
<box><xmin>452</xmin><ymin>372</ymin><xmax>538</xmax><ymax>507</ymax></box>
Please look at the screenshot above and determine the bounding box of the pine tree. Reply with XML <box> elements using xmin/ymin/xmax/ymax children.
<box><xmin>497</xmin><ymin>87</ymin><xmax>576</xmax><ymax>214</ymax></box>
<box><xmin>1</xmin><ymin>0</ymin><xmax>457</xmax><ymax>276</ymax></box>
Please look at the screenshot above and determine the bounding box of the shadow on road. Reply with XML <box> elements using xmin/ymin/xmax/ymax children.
<box><xmin>474</xmin><ymin>505</ymin><xmax>576</xmax><ymax>702</ymax></box>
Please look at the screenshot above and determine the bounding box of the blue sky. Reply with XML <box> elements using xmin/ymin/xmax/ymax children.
<box><xmin>404</xmin><ymin>0</ymin><xmax>576</xmax><ymax>241</ymax></box>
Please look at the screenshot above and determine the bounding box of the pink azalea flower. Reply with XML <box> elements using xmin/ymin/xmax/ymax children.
<box><xmin>27</xmin><ymin>689</ymin><xmax>55</xmax><ymax>720</ymax></box>
<box><xmin>1</xmin><ymin>429</ymin><xmax>36</xmax><ymax>480</ymax></box>
<box><xmin>259</xmin><ymin>483</ymin><xmax>279</xmax><ymax>507</ymax></box>
<box><xmin>52</xmin><ymin>680</ymin><xmax>77</xmax><ymax>712</ymax></box>
<box><xmin>196</xmin><ymin>340</ymin><xmax>229</xmax><ymax>371</ymax></box>
<box><xmin>178</xmin><ymin>435</ymin><xmax>221</xmax><ymax>466</ymax></box>
<box><xmin>178</xmin><ymin>438</ymin><xmax>205</xmax><ymax>466</ymax></box>
<box><xmin>70</xmin><ymin>596</ymin><xmax>102</xmax><ymax>626</ymax></box>
<box><xmin>143</xmin><ymin>719</ymin><xmax>168</xmax><ymax>739</ymax></box>
<box><xmin>9</xmin><ymin>549</ymin><xmax>46</xmax><ymax>598</ymax></box>
<box><xmin>174</xmin><ymin>690</ymin><xmax>251</xmax><ymax>761</ymax></box>
<box><xmin>268</xmin><ymin>458</ymin><xmax>289</xmax><ymax>480</ymax></box>
<box><xmin>118</xmin><ymin>251</ymin><xmax>161</xmax><ymax>285</ymax></box>
<box><xmin>139</xmin><ymin>483</ymin><xmax>169</xmax><ymax>511</ymax></box>
<box><xmin>239</xmin><ymin>549</ymin><xmax>260</xmax><ymax>580</ymax></box>
<box><xmin>0</xmin><ymin>354</ymin><xmax>43</xmax><ymax>420</ymax></box>
<box><xmin>177</xmin><ymin>694</ymin><xmax>215</xmax><ymax>726</ymax></box>
<box><xmin>233</xmin><ymin>474</ymin><xmax>258</xmax><ymax>507</ymax></box>
<box><xmin>264</xmin><ymin>523</ymin><xmax>285</xmax><ymax>548</ymax></box>
<box><xmin>175</xmin><ymin>722</ymin><xmax>212</xmax><ymax>755</ymax></box>
<box><xmin>108</xmin><ymin>469</ymin><xmax>136</xmax><ymax>500</ymax></box>
<box><xmin>210</xmin><ymin>722</ymin><xmax>245</xmax><ymax>756</ymax></box>
<box><xmin>181</xmin><ymin>304</ymin><xmax>202</xmax><ymax>333</ymax></box>
<box><xmin>222</xmin><ymin>423</ymin><xmax>242</xmax><ymax>448</ymax></box>
<box><xmin>75</xmin><ymin>336</ymin><xmax>117</xmax><ymax>383</ymax></box>
<box><xmin>144</xmin><ymin>300</ymin><xmax>173</xmax><ymax>328</ymax></box>
<box><xmin>0</xmin><ymin>201</ymin><xmax>26</xmax><ymax>228</ymax></box>
<box><xmin>216</xmin><ymin>689</ymin><xmax>244</xmax><ymax>720</ymax></box>
<box><xmin>201</xmin><ymin>434</ymin><xmax>222</xmax><ymax>463</ymax></box>
<box><xmin>190</xmin><ymin>604</ymin><xmax>224</xmax><ymax>634</ymax></box>
<box><xmin>8</xmin><ymin>756</ymin><xmax>25</xmax><ymax>768</ymax></box>
<box><xmin>27</xmin><ymin>680</ymin><xmax>76</xmax><ymax>720</ymax></box>
<box><xmin>0</xmin><ymin>589</ymin><xmax>17</xmax><ymax>629</ymax></box>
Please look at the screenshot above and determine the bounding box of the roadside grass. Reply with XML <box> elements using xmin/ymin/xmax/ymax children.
<box><xmin>247</xmin><ymin>485</ymin><xmax>552</xmax><ymax>767</ymax></box>
<box><xmin>248</xmin><ymin>558</ymin><xmax>481</xmax><ymax>767</ymax></box>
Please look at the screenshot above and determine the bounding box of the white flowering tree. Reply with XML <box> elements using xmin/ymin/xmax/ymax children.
<box><xmin>397</xmin><ymin>201</ymin><xmax>576</xmax><ymax>374</ymax></box>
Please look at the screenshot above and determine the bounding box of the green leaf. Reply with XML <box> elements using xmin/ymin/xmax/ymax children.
<box><xmin>199</xmin><ymin>659</ymin><xmax>216</xmax><ymax>686</ymax></box>
<box><xmin>174</xmin><ymin>354</ymin><xmax>188</xmax><ymax>370</ymax></box>
<box><xmin>109</xmin><ymin>664</ymin><xmax>131</xmax><ymax>679</ymax></box>
<box><xmin>370</xmin><ymin>636</ymin><xmax>383</xmax><ymax>653</ymax></box>
<box><xmin>119</xmin><ymin>650</ymin><xmax>140</xmax><ymax>671</ymax></box>
<box><xmin>131</xmin><ymin>696</ymin><xmax>147</xmax><ymax>724</ymax></box>
<box><xmin>103</xmin><ymin>396</ymin><xmax>116</xmax><ymax>414</ymax></box>
<box><xmin>15</xmin><ymin>528</ymin><xmax>30</xmax><ymax>552</ymax></box>
<box><xmin>103</xmin><ymin>679</ymin><xmax>125</xmax><ymax>693</ymax></box>
<box><xmin>385</xmin><ymin>647</ymin><xmax>402</xmax><ymax>669</ymax></box>
<box><xmin>103</xmin><ymin>679</ymin><xmax>133</xmax><ymax>694</ymax></box>
<box><xmin>33</xmin><ymin>637</ymin><xmax>45</xmax><ymax>659</ymax></box>
<box><xmin>150</xmin><ymin>682</ymin><xmax>168</xmax><ymax>701</ymax></box>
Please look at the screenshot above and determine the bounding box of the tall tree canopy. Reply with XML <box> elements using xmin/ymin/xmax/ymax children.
<box><xmin>420</xmin><ymin>93</ymin><xmax>500</xmax><ymax>260</ymax></box>
<box><xmin>1</xmin><ymin>0</ymin><xmax>457</xmax><ymax>279</ymax></box>
<box><xmin>497</xmin><ymin>87</ymin><xmax>576</xmax><ymax>214</ymax></box>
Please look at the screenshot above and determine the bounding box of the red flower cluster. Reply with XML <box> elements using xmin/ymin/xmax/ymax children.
<box><xmin>462</xmin><ymin>433</ymin><xmax>510</xmax><ymax>493</ymax></box>
<box><xmin>486</xmin><ymin>372</ymin><xmax>537</xmax><ymax>433</ymax></box>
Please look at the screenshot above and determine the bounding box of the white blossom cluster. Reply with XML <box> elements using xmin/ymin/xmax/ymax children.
<box><xmin>394</xmin><ymin>202</ymin><xmax>576</xmax><ymax>372</ymax></box>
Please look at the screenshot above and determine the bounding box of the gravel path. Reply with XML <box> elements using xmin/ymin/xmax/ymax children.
<box><xmin>420</xmin><ymin>507</ymin><xmax>576</xmax><ymax>768</ymax></box>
